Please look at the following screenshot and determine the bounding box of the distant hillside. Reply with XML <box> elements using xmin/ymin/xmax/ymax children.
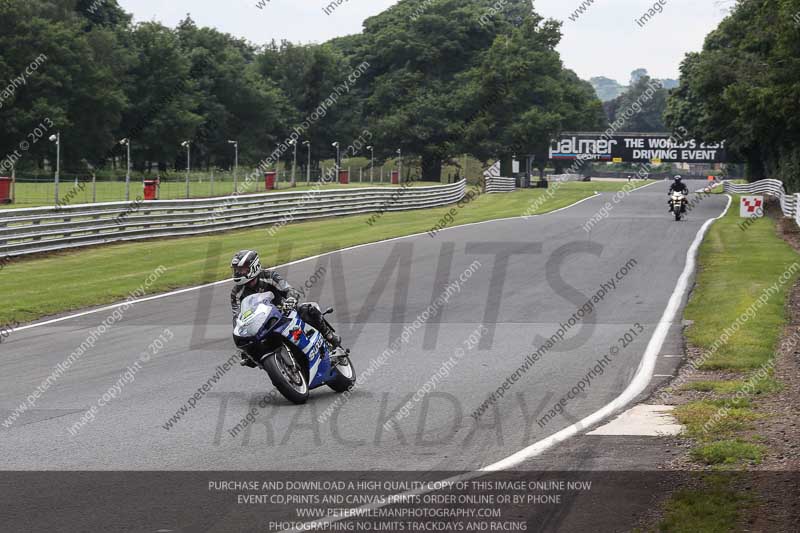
<box><xmin>590</xmin><ymin>69</ymin><xmax>677</xmax><ymax>101</ymax></box>
<box><xmin>660</xmin><ymin>78</ymin><xmax>679</xmax><ymax>90</ymax></box>
<box><xmin>590</xmin><ymin>77</ymin><xmax>626</xmax><ymax>102</ymax></box>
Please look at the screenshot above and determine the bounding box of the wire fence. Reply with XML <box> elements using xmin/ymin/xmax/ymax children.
<box><xmin>3</xmin><ymin>164</ymin><xmax>422</xmax><ymax>208</ymax></box>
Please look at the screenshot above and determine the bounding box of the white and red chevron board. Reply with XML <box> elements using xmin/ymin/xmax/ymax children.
<box><xmin>739</xmin><ymin>195</ymin><xmax>764</xmax><ymax>218</ymax></box>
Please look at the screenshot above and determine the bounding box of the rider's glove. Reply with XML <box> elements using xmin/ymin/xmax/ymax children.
<box><xmin>283</xmin><ymin>296</ymin><xmax>298</xmax><ymax>310</ymax></box>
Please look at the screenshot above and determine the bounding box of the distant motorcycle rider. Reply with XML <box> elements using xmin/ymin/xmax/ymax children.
<box><xmin>668</xmin><ymin>175</ymin><xmax>689</xmax><ymax>211</ymax></box>
<box><xmin>230</xmin><ymin>250</ymin><xmax>343</xmax><ymax>367</ymax></box>
<box><xmin>669</xmin><ymin>175</ymin><xmax>689</xmax><ymax>194</ymax></box>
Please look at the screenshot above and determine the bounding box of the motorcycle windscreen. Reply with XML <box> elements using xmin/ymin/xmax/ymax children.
<box><xmin>235</xmin><ymin>293</ymin><xmax>275</xmax><ymax>338</ymax></box>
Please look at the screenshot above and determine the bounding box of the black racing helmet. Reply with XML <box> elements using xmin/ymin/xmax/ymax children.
<box><xmin>231</xmin><ymin>250</ymin><xmax>261</xmax><ymax>285</ymax></box>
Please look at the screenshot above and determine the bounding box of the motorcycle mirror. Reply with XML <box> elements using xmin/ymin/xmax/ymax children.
<box><xmin>323</xmin><ymin>307</ymin><xmax>334</xmax><ymax>316</ymax></box>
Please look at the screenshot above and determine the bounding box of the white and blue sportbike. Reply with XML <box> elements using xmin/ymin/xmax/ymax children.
<box><xmin>233</xmin><ymin>292</ymin><xmax>355</xmax><ymax>404</ymax></box>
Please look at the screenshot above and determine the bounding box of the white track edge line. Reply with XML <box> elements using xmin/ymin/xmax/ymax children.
<box><xmin>633</xmin><ymin>180</ymin><xmax>660</xmax><ymax>191</ymax></box>
<box><xmin>283</xmin><ymin>193</ymin><xmax>733</xmax><ymax>533</ymax></box>
<box><xmin>10</xmin><ymin>192</ymin><xmax>601</xmax><ymax>333</ymax></box>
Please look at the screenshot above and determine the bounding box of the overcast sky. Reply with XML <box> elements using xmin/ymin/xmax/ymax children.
<box><xmin>118</xmin><ymin>0</ymin><xmax>730</xmax><ymax>83</ymax></box>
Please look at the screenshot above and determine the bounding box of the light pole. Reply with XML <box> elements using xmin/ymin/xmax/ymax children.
<box><xmin>303</xmin><ymin>141</ymin><xmax>311</xmax><ymax>184</ymax></box>
<box><xmin>367</xmin><ymin>145</ymin><xmax>374</xmax><ymax>183</ymax></box>
<box><xmin>227</xmin><ymin>140</ymin><xmax>238</xmax><ymax>193</ymax></box>
<box><xmin>332</xmin><ymin>142</ymin><xmax>340</xmax><ymax>183</ymax></box>
<box><xmin>181</xmin><ymin>140</ymin><xmax>191</xmax><ymax>199</ymax></box>
<box><xmin>120</xmin><ymin>138</ymin><xmax>131</xmax><ymax>201</ymax></box>
<box><xmin>396</xmin><ymin>148</ymin><xmax>402</xmax><ymax>183</ymax></box>
<box><xmin>49</xmin><ymin>132</ymin><xmax>60</xmax><ymax>204</ymax></box>
<box><xmin>289</xmin><ymin>139</ymin><xmax>298</xmax><ymax>187</ymax></box>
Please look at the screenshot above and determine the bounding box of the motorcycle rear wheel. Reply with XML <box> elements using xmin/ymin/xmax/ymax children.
<box><xmin>262</xmin><ymin>344</ymin><xmax>309</xmax><ymax>404</ymax></box>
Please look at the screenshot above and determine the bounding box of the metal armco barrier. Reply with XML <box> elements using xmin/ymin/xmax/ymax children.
<box><xmin>723</xmin><ymin>179</ymin><xmax>798</xmax><ymax>220</ymax></box>
<box><xmin>485</xmin><ymin>176</ymin><xmax>516</xmax><ymax>194</ymax></box>
<box><xmin>0</xmin><ymin>181</ymin><xmax>466</xmax><ymax>257</ymax></box>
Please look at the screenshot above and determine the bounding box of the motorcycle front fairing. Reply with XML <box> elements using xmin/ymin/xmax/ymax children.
<box><xmin>232</xmin><ymin>293</ymin><xmax>288</xmax><ymax>357</ymax></box>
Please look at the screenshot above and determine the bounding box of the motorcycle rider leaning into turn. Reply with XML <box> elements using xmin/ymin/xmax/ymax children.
<box><xmin>230</xmin><ymin>250</ymin><xmax>344</xmax><ymax>368</ymax></box>
<box><xmin>668</xmin><ymin>175</ymin><xmax>689</xmax><ymax>211</ymax></box>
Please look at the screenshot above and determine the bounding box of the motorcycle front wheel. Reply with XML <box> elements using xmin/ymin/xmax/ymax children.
<box><xmin>327</xmin><ymin>357</ymin><xmax>356</xmax><ymax>393</ymax></box>
<box><xmin>262</xmin><ymin>344</ymin><xmax>309</xmax><ymax>404</ymax></box>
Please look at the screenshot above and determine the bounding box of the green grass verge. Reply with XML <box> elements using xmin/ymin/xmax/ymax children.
<box><xmin>1</xmin><ymin>181</ymin><xmax>649</xmax><ymax>325</ymax></box>
<box><xmin>684</xmin><ymin>195</ymin><xmax>800</xmax><ymax>370</ymax></box>
<box><xmin>658</xmin><ymin>476</ymin><xmax>750</xmax><ymax>533</ymax></box>
<box><xmin>657</xmin><ymin>193</ymin><xmax>796</xmax><ymax>531</ymax></box>
<box><xmin>674</xmin><ymin>400</ymin><xmax>761</xmax><ymax>443</ymax></box>
<box><xmin>674</xmin><ymin>195</ymin><xmax>795</xmax><ymax>464</ymax></box>
<box><xmin>681</xmin><ymin>377</ymin><xmax>781</xmax><ymax>395</ymax></box>
<box><xmin>690</xmin><ymin>440</ymin><xmax>765</xmax><ymax>466</ymax></box>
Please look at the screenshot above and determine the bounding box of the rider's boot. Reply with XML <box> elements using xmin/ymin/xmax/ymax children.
<box><xmin>322</xmin><ymin>328</ymin><xmax>343</xmax><ymax>351</ymax></box>
<box><xmin>309</xmin><ymin>308</ymin><xmax>342</xmax><ymax>349</ymax></box>
<box><xmin>319</xmin><ymin>323</ymin><xmax>348</xmax><ymax>359</ymax></box>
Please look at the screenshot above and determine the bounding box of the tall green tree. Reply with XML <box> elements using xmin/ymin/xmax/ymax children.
<box><xmin>0</xmin><ymin>0</ymin><xmax>608</xmax><ymax>183</ymax></box>
<box><xmin>0</xmin><ymin>0</ymin><xmax>128</xmax><ymax>171</ymax></box>
<box><xmin>460</xmin><ymin>15</ymin><xmax>605</xmax><ymax>167</ymax></box>
<box><xmin>605</xmin><ymin>75</ymin><xmax>669</xmax><ymax>132</ymax></box>
<box><xmin>176</xmin><ymin>17</ymin><xmax>292</xmax><ymax>171</ymax></box>
<box><xmin>118</xmin><ymin>22</ymin><xmax>202</xmax><ymax>172</ymax></box>
<box><xmin>342</xmin><ymin>0</ymin><xmax>604</xmax><ymax>180</ymax></box>
<box><xmin>352</xmin><ymin>0</ymin><xmax>502</xmax><ymax>179</ymax></box>
<box><xmin>665</xmin><ymin>0</ymin><xmax>800</xmax><ymax>186</ymax></box>
<box><xmin>258</xmin><ymin>40</ymin><xmax>361</xmax><ymax>165</ymax></box>
<box><xmin>75</xmin><ymin>0</ymin><xmax>131</xmax><ymax>29</ymax></box>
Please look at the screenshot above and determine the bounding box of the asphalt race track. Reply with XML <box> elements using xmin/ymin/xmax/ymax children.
<box><xmin>1</xmin><ymin>182</ymin><xmax>729</xmax><ymax>474</ymax></box>
<box><xmin>2</xmin><ymin>183</ymin><xmax>732</xmax><ymax>531</ymax></box>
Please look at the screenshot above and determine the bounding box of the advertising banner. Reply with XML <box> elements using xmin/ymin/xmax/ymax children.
<box><xmin>549</xmin><ymin>133</ymin><xmax>727</xmax><ymax>163</ymax></box>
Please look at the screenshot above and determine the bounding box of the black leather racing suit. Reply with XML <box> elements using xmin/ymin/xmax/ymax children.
<box><xmin>230</xmin><ymin>269</ymin><xmax>333</xmax><ymax>340</ymax></box>
<box><xmin>669</xmin><ymin>182</ymin><xmax>689</xmax><ymax>195</ymax></box>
